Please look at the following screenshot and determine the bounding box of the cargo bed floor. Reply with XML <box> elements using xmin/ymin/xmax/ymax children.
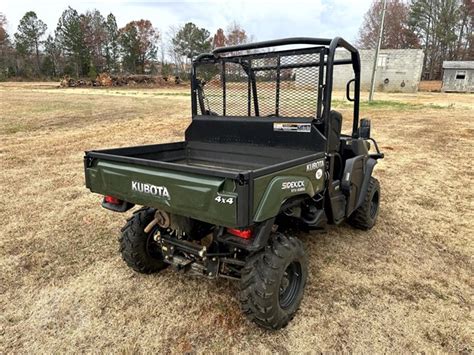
<box><xmin>171</xmin><ymin>158</ymin><xmax>260</xmax><ymax>171</ymax></box>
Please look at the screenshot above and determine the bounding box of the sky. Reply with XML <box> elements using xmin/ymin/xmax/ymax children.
<box><xmin>2</xmin><ymin>0</ymin><xmax>373</xmax><ymax>44</ymax></box>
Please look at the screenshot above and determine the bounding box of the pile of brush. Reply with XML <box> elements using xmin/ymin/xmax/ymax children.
<box><xmin>60</xmin><ymin>73</ymin><xmax>181</xmax><ymax>87</ymax></box>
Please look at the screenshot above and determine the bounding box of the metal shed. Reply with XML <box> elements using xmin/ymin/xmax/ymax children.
<box><xmin>441</xmin><ymin>61</ymin><xmax>474</xmax><ymax>93</ymax></box>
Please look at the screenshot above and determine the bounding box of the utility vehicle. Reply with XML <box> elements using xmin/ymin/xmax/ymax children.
<box><xmin>84</xmin><ymin>37</ymin><xmax>384</xmax><ymax>330</ymax></box>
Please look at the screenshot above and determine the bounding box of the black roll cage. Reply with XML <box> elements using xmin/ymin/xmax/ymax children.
<box><xmin>191</xmin><ymin>37</ymin><xmax>361</xmax><ymax>140</ymax></box>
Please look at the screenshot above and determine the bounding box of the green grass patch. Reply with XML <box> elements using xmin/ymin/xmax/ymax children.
<box><xmin>331</xmin><ymin>99</ymin><xmax>451</xmax><ymax>110</ymax></box>
<box><xmin>2</xmin><ymin>122</ymin><xmax>33</xmax><ymax>134</ymax></box>
<box><xmin>151</xmin><ymin>92</ymin><xmax>190</xmax><ymax>96</ymax></box>
<box><xmin>364</xmin><ymin>100</ymin><xmax>416</xmax><ymax>109</ymax></box>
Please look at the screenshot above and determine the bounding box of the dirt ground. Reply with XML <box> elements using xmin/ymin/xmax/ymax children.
<box><xmin>1</xmin><ymin>82</ymin><xmax>472</xmax><ymax>353</ymax></box>
<box><xmin>418</xmin><ymin>80</ymin><xmax>443</xmax><ymax>92</ymax></box>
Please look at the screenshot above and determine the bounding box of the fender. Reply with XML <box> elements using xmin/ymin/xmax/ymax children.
<box><xmin>253</xmin><ymin>176</ymin><xmax>315</xmax><ymax>222</ymax></box>
<box><xmin>355</xmin><ymin>157</ymin><xmax>377</xmax><ymax>210</ymax></box>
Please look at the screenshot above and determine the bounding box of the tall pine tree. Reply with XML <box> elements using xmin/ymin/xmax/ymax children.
<box><xmin>14</xmin><ymin>11</ymin><xmax>47</xmax><ymax>75</ymax></box>
<box><xmin>55</xmin><ymin>7</ymin><xmax>89</xmax><ymax>76</ymax></box>
<box><xmin>104</xmin><ymin>13</ymin><xmax>119</xmax><ymax>73</ymax></box>
<box><xmin>172</xmin><ymin>22</ymin><xmax>212</xmax><ymax>60</ymax></box>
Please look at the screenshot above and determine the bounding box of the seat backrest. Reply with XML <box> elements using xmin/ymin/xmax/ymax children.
<box><xmin>328</xmin><ymin>110</ymin><xmax>342</xmax><ymax>152</ymax></box>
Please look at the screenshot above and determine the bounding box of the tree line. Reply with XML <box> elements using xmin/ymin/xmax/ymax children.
<box><xmin>357</xmin><ymin>0</ymin><xmax>473</xmax><ymax>80</ymax></box>
<box><xmin>1</xmin><ymin>2</ymin><xmax>471</xmax><ymax>82</ymax></box>
<box><xmin>0</xmin><ymin>8</ymin><xmax>249</xmax><ymax>81</ymax></box>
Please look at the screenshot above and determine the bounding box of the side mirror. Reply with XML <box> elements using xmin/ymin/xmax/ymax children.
<box><xmin>359</xmin><ymin>118</ymin><xmax>371</xmax><ymax>139</ymax></box>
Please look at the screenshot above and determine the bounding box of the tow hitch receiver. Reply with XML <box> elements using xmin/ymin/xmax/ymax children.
<box><xmin>157</xmin><ymin>232</ymin><xmax>227</xmax><ymax>278</ymax></box>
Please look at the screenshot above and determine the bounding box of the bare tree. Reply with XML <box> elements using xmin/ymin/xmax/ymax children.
<box><xmin>81</xmin><ymin>10</ymin><xmax>107</xmax><ymax>74</ymax></box>
<box><xmin>167</xmin><ymin>25</ymin><xmax>185</xmax><ymax>78</ymax></box>
<box><xmin>357</xmin><ymin>0</ymin><xmax>419</xmax><ymax>49</ymax></box>
<box><xmin>0</xmin><ymin>13</ymin><xmax>15</xmax><ymax>79</ymax></box>
<box><xmin>225</xmin><ymin>21</ymin><xmax>248</xmax><ymax>46</ymax></box>
<box><xmin>409</xmin><ymin>0</ymin><xmax>473</xmax><ymax>79</ymax></box>
<box><xmin>456</xmin><ymin>0</ymin><xmax>474</xmax><ymax>60</ymax></box>
<box><xmin>0</xmin><ymin>13</ymin><xmax>7</xmax><ymax>45</ymax></box>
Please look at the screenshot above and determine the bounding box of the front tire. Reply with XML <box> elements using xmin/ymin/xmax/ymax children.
<box><xmin>348</xmin><ymin>177</ymin><xmax>380</xmax><ymax>230</ymax></box>
<box><xmin>119</xmin><ymin>207</ymin><xmax>168</xmax><ymax>274</ymax></box>
<box><xmin>240</xmin><ymin>233</ymin><xmax>308</xmax><ymax>330</ymax></box>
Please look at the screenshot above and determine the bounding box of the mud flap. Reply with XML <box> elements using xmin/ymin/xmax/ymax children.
<box><xmin>329</xmin><ymin>180</ymin><xmax>346</xmax><ymax>224</ymax></box>
<box><xmin>355</xmin><ymin>158</ymin><xmax>377</xmax><ymax>210</ymax></box>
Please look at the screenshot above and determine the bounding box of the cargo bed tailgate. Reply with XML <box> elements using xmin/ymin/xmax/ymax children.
<box><xmin>85</xmin><ymin>159</ymin><xmax>242</xmax><ymax>227</ymax></box>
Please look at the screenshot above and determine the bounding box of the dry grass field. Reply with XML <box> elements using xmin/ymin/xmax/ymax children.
<box><xmin>1</xmin><ymin>82</ymin><xmax>473</xmax><ymax>353</ymax></box>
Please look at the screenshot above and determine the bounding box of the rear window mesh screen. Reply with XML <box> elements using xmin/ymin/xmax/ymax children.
<box><xmin>195</xmin><ymin>49</ymin><xmax>324</xmax><ymax>118</ymax></box>
<box><xmin>225</xmin><ymin>62</ymin><xmax>250</xmax><ymax>116</ymax></box>
<box><xmin>196</xmin><ymin>63</ymin><xmax>223</xmax><ymax>116</ymax></box>
<box><xmin>253</xmin><ymin>57</ymin><xmax>277</xmax><ymax>116</ymax></box>
<box><xmin>280</xmin><ymin>53</ymin><xmax>320</xmax><ymax>117</ymax></box>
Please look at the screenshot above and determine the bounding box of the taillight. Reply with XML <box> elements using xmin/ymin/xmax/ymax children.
<box><xmin>104</xmin><ymin>195</ymin><xmax>122</xmax><ymax>205</ymax></box>
<box><xmin>227</xmin><ymin>228</ymin><xmax>253</xmax><ymax>239</ymax></box>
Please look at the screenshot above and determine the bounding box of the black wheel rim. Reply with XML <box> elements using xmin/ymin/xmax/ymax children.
<box><xmin>279</xmin><ymin>261</ymin><xmax>302</xmax><ymax>309</ymax></box>
<box><xmin>145</xmin><ymin>227</ymin><xmax>162</xmax><ymax>259</ymax></box>
<box><xmin>370</xmin><ymin>190</ymin><xmax>379</xmax><ymax>219</ymax></box>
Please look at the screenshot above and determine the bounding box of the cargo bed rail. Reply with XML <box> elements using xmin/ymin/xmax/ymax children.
<box><xmin>85</xmin><ymin>145</ymin><xmax>324</xmax><ymax>180</ymax></box>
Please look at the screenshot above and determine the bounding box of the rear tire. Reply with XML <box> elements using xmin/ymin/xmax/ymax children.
<box><xmin>348</xmin><ymin>177</ymin><xmax>380</xmax><ymax>230</ymax></box>
<box><xmin>119</xmin><ymin>207</ymin><xmax>168</xmax><ymax>274</ymax></box>
<box><xmin>240</xmin><ymin>233</ymin><xmax>308</xmax><ymax>330</ymax></box>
